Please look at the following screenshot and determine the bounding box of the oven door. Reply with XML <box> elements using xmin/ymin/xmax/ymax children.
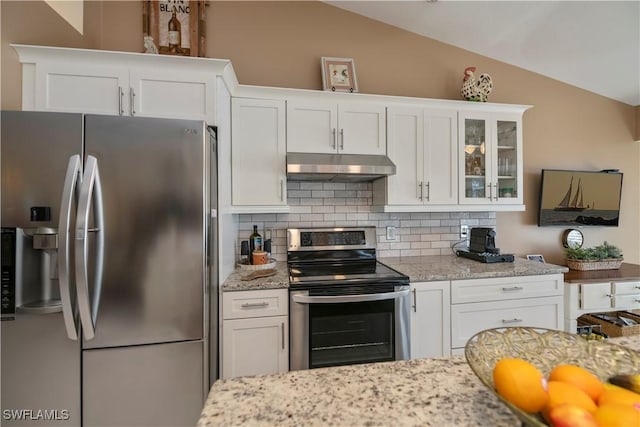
<box><xmin>289</xmin><ymin>285</ymin><xmax>410</xmax><ymax>370</ymax></box>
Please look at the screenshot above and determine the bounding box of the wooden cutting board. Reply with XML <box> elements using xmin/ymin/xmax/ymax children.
<box><xmin>241</xmin><ymin>269</ymin><xmax>277</xmax><ymax>281</ymax></box>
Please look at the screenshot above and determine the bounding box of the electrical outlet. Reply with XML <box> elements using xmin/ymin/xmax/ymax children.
<box><xmin>460</xmin><ymin>225</ymin><xmax>469</xmax><ymax>239</ymax></box>
<box><xmin>386</xmin><ymin>226</ymin><xmax>398</xmax><ymax>241</ymax></box>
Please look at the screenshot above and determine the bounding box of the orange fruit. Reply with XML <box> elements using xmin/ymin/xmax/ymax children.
<box><xmin>548</xmin><ymin>364</ymin><xmax>604</xmax><ymax>402</ymax></box>
<box><xmin>545</xmin><ymin>380</ymin><xmax>597</xmax><ymax>414</ymax></box>
<box><xmin>598</xmin><ymin>383</ymin><xmax>640</xmax><ymax>407</ymax></box>
<box><xmin>548</xmin><ymin>403</ymin><xmax>598</xmax><ymax>427</ymax></box>
<box><xmin>593</xmin><ymin>403</ymin><xmax>640</xmax><ymax>427</ymax></box>
<box><xmin>492</xmin><ymin>358</ymin><xmax>548</xmax><ymax>413</ymax></box>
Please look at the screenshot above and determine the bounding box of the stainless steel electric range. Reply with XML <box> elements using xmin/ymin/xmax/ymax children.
<box><xmin>287</xmin><ymin>227</ymin><xmax>410</xmax><ymax>371</ymax></box>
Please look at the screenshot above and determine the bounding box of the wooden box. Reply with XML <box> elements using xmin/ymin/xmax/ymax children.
<box><xmin>578</xmin><ymin>311</ymin><xmax>640</xmax><ymax>337</ymax></box>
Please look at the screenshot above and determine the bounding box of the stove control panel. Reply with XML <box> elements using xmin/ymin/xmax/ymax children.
<box><xmin>288</xmin><ymin>227</ymin><xmax>376</xmax><ymax>251</ymax></box>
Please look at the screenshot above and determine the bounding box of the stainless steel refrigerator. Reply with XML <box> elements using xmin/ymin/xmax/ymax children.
<box><xmin>1</xmin><ymin>111</ymin><xmax>218</xmax><ymax>426</ymax></box>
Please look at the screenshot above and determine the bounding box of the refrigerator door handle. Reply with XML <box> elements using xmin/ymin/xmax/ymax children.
<box><xmin>58</xmin><ymin>154</ymin><xmax>81</xmax><ymax>340</ymax></box>
<box><xmin>75</xmin><ymin>155</ymin><xmax>105</xmax><ymax>340</ymax></box>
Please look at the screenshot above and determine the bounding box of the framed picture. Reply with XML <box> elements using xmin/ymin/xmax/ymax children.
<box><xmin>526</xmin><ymin>254</ymin><xmax>546</xmax><ymax>263</ymax></box>
<box><xmin>321</xmin><ymin>57</ymin><xmax>358</xmax><ymax>92</ymax></box>
<box><xmin>143</xmin><ymin>0</ymin><xmax>205</xmax><ymax>57</ymax></box>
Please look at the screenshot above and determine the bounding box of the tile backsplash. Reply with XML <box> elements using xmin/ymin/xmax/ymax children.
<box><xmin>237</xmin><ymin>181</ymin><xmax>496</xmax><ymax>262</ymax></box>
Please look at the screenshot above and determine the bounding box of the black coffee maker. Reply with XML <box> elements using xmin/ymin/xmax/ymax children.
<box><xmin>469</xmin><ymin>227</ymin><xmax>500</xmax><ymax>254</ymax></box>
<box><xmin>456</xmin><ymin>227</ymin><xmax>514</xmax><ymax>263</ymax></box>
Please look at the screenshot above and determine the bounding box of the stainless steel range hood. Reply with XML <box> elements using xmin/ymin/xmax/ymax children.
<box><xmin>286</xmin><ymin>152</ymin><xmax>396</xmax><ymax>182</ymax></box>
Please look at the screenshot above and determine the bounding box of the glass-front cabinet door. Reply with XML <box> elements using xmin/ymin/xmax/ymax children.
<box><xmin>460</xmin><ymin>115</ymin><xmax>490</xmax><ymax>203</ymax></box>
<box><xmin>459</xmin><ymin>112</ymin><xmax>523</xmax><ymax>205</ymax></box>
<box><xmin>495</xmin><ymin>119</ymin><xmax>519</xmax><ymax>202</ymax></box>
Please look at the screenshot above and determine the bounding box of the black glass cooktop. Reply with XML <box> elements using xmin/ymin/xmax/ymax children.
<box><xmin>288</xmin><ymin>260</ymin><xmax>408</xmax><ymax>288</ymax></box>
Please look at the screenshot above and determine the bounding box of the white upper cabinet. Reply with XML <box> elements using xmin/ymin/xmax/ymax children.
<box><xmin>231</xmin><ymin>97</ymin><xmax>288</xmax><ymax>212</ymax></box>
<box><xmin>386</xmin><ymin>106</ymin><xmax>457</xmax><ymax>206</ymax></box>
<box><xmin>128</xmin><ymin>68</ymin><xmax>216</xmax><ymax>121</ymax></box>
<box><xmin>287</xmin><ymin>100</ymin><xmax>385</xmax><ymax>155</ymax></box>
<box><xmin>458</xmin><ymin>111</ymin><xmax>524</xmax><ymax>206</ymax></box>
<box><xmin>13</xmin><ymin>44</ymin><xmax>237</xmax><ymax>124</ymax></box>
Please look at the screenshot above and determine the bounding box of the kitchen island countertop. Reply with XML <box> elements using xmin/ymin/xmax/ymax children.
<box><xmin>198</xmin><ymin>335</ymin><xmax>640</xmax><ymax>427</ymax></box>
<box><xmin>221</xmin><ymin>255</ymin><xmax>568</xmax><ymax>292</ymax></box>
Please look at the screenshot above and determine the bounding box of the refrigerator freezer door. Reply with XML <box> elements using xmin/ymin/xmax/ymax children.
<box><xmin>82</xmin><ymin>115</ymin><xmax>206</xmax><ymax>349</ymax></box>
<box><xmin>82</xmin><ymin>340</ymin><xmax>205</xmax><ymax>426</ymax></box>
<box><xmin>1</xmin><ymin>111</ymin><xmax>83</xmax><ymax>229</ymax></box>
<box><xmin>1</xmin><ymin>313</ymin><xmax>81</xmax><ymax>426</ymax></box>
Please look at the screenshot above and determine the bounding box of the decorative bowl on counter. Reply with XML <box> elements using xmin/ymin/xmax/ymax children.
<box><xmin>464</xmin><ymin>327</ymin><xmax>640</xmax><ymax>427</ymax></box>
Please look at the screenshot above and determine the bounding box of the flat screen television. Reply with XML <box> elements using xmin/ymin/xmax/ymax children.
<box><xmin>538</xmin><ymin>169</ymin><xmax>623</xmax><ymax>226</ymax></box>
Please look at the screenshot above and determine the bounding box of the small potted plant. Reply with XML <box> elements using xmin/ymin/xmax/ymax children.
<box><xmin>565</xmin><ymin>241</ymin><xmax>624</xmax><ymax>271</ymax></box>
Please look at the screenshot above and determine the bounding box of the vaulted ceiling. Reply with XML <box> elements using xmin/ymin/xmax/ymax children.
<box><xmin>326</xmin><ymin>1</ymin><xmax>640</xmax><ymax>106</ymax></box>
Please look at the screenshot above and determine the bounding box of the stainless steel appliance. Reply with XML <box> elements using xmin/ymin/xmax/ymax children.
<box><xmin>1</xmin><ymin>111</ymin><xmax>218</xmax><ymax>426</ymax></box>
<box><xmin>287</xmin><ymin>227</ymin><xmax>410</xmax><ymax>370</ymax></box>
<box><xmin>286</xmin><ymin>152</ymin><xmax>396</xmax><ymax>182</ymax></box>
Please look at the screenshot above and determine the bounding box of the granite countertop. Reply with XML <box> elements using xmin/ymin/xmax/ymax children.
<box><xmin>382</xmin><ymin>256</ymin><xmax>567</xmax><ymax>282</ymax></box>
<box><xmin>198</xmin><ymin>335</ymin><xmax>640</xmax><ymax>427</ymax></box>
<box><xmin>221</xmin><ymin>256</ymin><xmax>568</xmax><ymax>292</ymax></box>
<box><xmin>221</xmin><ymin>262</ymin><xmax>289</xmax><ymax>291</ymax></box>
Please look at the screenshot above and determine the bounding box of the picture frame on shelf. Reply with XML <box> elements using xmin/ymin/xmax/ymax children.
<box><xmin>143</xmin><ymin>0</ymin><xmax>205</xmax><ymax>57</ymax></box>
<box><xmin>526</xmin><ymin>254</ymin><xmax>546</xmax><ymax>263</ymax></box>
<box><xmin>321</xmin><ymin>57</ymin><xmax>358</xmax><ymax>92</ymax></box>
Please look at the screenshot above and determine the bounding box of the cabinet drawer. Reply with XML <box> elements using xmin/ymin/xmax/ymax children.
<box><xmin>222</xmin><ymin>289</ymin><xmax>288</xmax><ymax>320</ymax></box>
<box><xmin>613</xmin><ymin>294</ymin><xmax>640</xmax><ymax>308</ymax></box>
<box><xmin>451</xmin><ymin>274</ymin><xmax>563</xmax><ymax>304</ymax></box>
<box><xmin>450</xmin><ymin>296</ymin><xmax>563</xmax><ymax>348</ymax></box>
<box><xmin>614</xmin><ymin>281</ymin><xmax>640</xmax><ymax>295</ymax></box>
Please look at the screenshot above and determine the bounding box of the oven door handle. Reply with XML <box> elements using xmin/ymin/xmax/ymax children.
<box><xmin>291</xmin><ymin>288</ymin><xmax>409</xmax><ymax>304</ymax></box>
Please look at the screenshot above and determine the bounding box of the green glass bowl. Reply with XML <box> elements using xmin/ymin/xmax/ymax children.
<box><xmin>464</xmin><ymin>327</ymin><xmax>640</xmax><ymax>427</ymax></box>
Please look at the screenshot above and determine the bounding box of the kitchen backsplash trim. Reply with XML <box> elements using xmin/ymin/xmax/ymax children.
<box><xmin>237</xmin><ymin>181</ymin><xmax>496</xmax><ymax>262</ymax></box>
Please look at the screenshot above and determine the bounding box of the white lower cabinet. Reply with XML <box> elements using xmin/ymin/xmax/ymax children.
<box><xmin>564</xmin><ymin>280</ymin><xmax>640</xmax><ymax>333</ymax></box>
<box><xmin>450</xmin><ymin>274</ymin><xmax>564</xmax><ymax>353</ymax></box>
<box><xmin>410</xmin><ymin>281</ymin><xmax>451</xmax><ymax>359</ymax></box>
<box><xmin>221</xmin><ymin>289</ymin><xmax>288</xmax><ymax>379</ymax></box>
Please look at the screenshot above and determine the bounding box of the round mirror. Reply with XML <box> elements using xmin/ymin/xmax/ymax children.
<box><xmin>562</xmin><ymin>229</ymin><xmax>584</xmax><ymax>249</ymax></box>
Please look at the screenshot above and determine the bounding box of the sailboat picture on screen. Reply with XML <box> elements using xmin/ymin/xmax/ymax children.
<box><xmin>538</xmin><ymin>169</ymin><xmax>623</xmax><ymax>226</ymax></box>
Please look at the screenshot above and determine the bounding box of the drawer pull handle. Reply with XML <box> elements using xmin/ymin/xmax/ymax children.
<box><xmin>241</xmin><ymin>302</ymin><xmax>269</xmax><ymax>309</ymax></box>
<box><xmin>502</xmin><ymin>318</ymin><xmax>523</xmax><ymax>324</ymax></box>
<box><xmin>502</xmin><ymin>286</ymin><xmax>523</xmax><ymax>292</ymax></box>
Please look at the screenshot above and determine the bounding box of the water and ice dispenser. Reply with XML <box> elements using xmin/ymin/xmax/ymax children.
<box><xmin>1</xmin><ymin>227</ymin><xmax>63</xmax><ymax>319</ymax></box>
